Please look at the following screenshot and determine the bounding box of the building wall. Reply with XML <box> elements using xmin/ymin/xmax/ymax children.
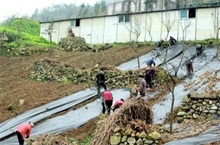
<box><xmin>196</xmin><ymin>8</ymin><xmax>216</xmax><ymax>39</ymax></box>
<box><xmin>77</xmin><ymin>19</ymin><xmax>92</xmax><ymax>43</ymax></box>
<box><xmin>91</xmin><ymin>17</ymin><xmax>105</xmax><ymax>44</ymax></box>
<box><xmin>40</xmin><ymin>7</ymin><xmax>220</xmax><ymax>44</ymax></box>
<box><xmin>104</xmin><ymin>16</ymin><xmax>118</xmax><ymax>43</ymax></box>
<box><xmin>58</xmin><ymin>21</ymin><xmax>71</xmax><ymax>41</ymax></box>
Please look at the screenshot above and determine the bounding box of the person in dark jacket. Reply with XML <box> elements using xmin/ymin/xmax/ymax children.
<box><xmin>145</xmin><ymin>66</ymin><xmax>155</xmax><ymax>89</ymax></box>
<box><xmin>169</xmin><ymin>36</ymin><xmax>177</xmax><ymax>46</ymax></box>
<box><xmin>96</xmin><ymin>70</ymin><xmax>107</xmax><ymax>97</ymax></box>
<box><xmin>185</xmin><ymin>59</ymin><xmax>194</xmax><ymax>77</ymax></box>
<box><xmin>196</xmin><ymin>44</ymin><xmax>203</xmax><ymax>56</ymax></box>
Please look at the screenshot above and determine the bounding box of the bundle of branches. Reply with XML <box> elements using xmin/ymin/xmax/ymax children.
<box><xmin>92</xmin><ymin>97</ymin><xmax>153</xmax><ymax>145</ymax></box>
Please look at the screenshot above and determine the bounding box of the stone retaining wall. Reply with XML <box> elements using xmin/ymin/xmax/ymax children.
<box><xmin>177</xmin><ymin>91</ymin><xmax>220</xmax><ymax>123</ymax></box>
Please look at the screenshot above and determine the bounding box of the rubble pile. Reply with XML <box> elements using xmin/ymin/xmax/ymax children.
<box><xmin>29</xmin><ymin>59</ymin><xmax>140</xmax><ymax>88</ymax></box>
<box><xmin>57</xmin><ymin>36</ymin><xmax>91</xmax><ymax>52</ymax></box>
<box><xmin>177</xmin><ymin>91</ymin><xmax>220</xmax><ymax>123</ymax></box>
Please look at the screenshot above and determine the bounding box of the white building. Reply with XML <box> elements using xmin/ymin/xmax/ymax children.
<box><xmin>40</xmin><ymin>5</ymin><xmax>220</xmax><ymax>44</ymax></box>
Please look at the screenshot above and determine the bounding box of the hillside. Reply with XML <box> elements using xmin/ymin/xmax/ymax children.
<box><xmin>0</xmin><ymin>44</ymin><xmax>152</xmax><ymax>123</ymax></box>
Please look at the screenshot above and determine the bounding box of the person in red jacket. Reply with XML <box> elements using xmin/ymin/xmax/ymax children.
<box><xmin>113</xmin><ymin>99</ymin><xmax>124</xmax><ymax>111</ymax></box>
<box><xmin>102</xmin><ymin>90</ymin><xmax>113</xmax><ymax>115</ymax></box>
<box><xmin>16</xmin><ymin>122</ymin><xmax>34</xmax><ymax>145</ymax></box>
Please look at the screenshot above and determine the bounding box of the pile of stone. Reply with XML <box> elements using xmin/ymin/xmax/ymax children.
<box><xmin>29</xmin><ymin>59</ymin><xmax>139</xmax><ymax>88</ymax></box>
<box><xmin>110</xmin><ymin>126</ymin><xmax>161</xmax><ymax>145</ymax></box>
<box><xmin>177</xmin><ymin>91</ymin><xmax>220</xmax><ymax>123</ymax></box>
<box><xmin>57</xmin><ymin>36</ymin><xmax>91</xmax><ymax>52</ymax></box>
<box><xmin>92</xmin><ymin>97</ymin><xmax>156</xmax><ymax>145</ymax></box>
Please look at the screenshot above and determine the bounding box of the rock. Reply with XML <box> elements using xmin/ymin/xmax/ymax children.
<box><xmin>136</xmin><ymin>138</ymin><xmax>144</xmax><ymax>145</ymax></box>
<box><xmin>192</xmin><ymin>104</ymin><xmax>197</xmax><ymax>109</ymax></box>
<box><xmin>127</xmin><ymin>137</ymin><xmax>136</xmax><ymax>144</ymax></box>
<box><xmin>180</xmin><ymin>105</ymin><xmax>190</xmax><ymax>110</ymax></box>
<box><xmin>144</xmin><ymin>139</ymin><xmax>154</xmax><ymax>144</ymax></box>
<box><xmin>193</xmin><ymin>113</ymin><xmax>198</xmax><ymax>119</ymax></box>
<box><xmin>177</xmin><ymin>117</ymin><xmax>184</xmax><ymax>123</ymax></box>
<box><xmin>203</xmin><ymin>110</ymin><xmax>209</xmax><ymax>113</ymax></box>
<box><xmin>185</xmin><ymin>115</ymin><xmax>192</xmax><ymax>119</ymax></box>
<box><xmin>114</xmin><ymin>127</ymin><xmax>122</xmax><ymax>133</ymax></box>
<box><xmin>158</xmin><ymin>126</ymin><xmax>167</xmax><ymax>133</ymax></box>
<box><xmin>121</xmin><ymin>136</ymin><xmax>127</xmax><ymax>143</ymax></box>
<box><xmin>211</xmin><ymin>106</ymin><xmax>218</xmax><ymax>110</ymax></box>
<box><xmin>190</xmin><ymin>92</ymin><xmax>217</xmax><ymax>99</ymax></box>
<box><xmin>110</xmin><ymin>133</ymin><xmax>122</xmax><ymax>145</ymax></box>
<box><xmin>209</xmin><ymin>110</ymin><xmax>216</xmax><ymax>113</ymax></box>
<box><xmin>138</xmin><ymin>131</ymin><xmax>148</xmax><ymax>138</ymax></box>
<box><xmin>177</xmin><ymin>111</ymin><xmax>186</xmax><ymax>117</ymax></box>
<box><xmin>183</xmin><ymin>96</ymin><xmax>190</xmax><ymax>103</ymax></box>
<box><xmin>148</xmin><ymin>131</ymin><xmax>161</xmax><ymax>141</ymax></box>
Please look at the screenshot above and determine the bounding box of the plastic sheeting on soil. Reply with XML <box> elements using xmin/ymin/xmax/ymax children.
<box><xmin>117</xmin><ymin>45</ymin><xmax>183</xmax><ymax>70</ymax></box>
<box><xmin>153</xmin><ymin>48</ymin><xmax>218</xmax><ymax>124</ymax></box>
<box><xmin>0</xmin><ymin>89</ymin><xmax>131</xmax><ymax>145</ymax></box>
<box><xmin>1</xmin><ymin>45</ymin><xmax>219</xmax><ymax>145</ymax></box>
<box><xmin>165</xmin><ymin>125</ymin><xmax>220</xmax><ymax>145</ymax></box>
<box><xmin>0</xmin><ymin>88</ymin><xmax>97</xmax><ymax>140</ymax></box>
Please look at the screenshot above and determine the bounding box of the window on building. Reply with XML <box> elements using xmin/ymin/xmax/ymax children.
<box><xmin>180</xmin><ymin>9</ymin><xmax>187</xmax><ymax>18</ymax></box>
<box><xmin>189</xmin><ymin>8</ymin><xmax>196</xmax><ymax>18</ymax></box>
<box><xmin>125</xmin><ymin>15</ymin><xmax>130</xmax><ymax>22</ymax></box>
<box><xmin>75</xmin><ymin>19</ymin><xmax>80</xmax><ymax>26</ymax></box>
<box><xmin>180</xmin><ymin>8</ymin><xmax>196</xmax><ymax>19</ymax></box>
<box><xmin>119</xmin><ymin>15</ymin><xmax>124</xmax><ymax>23</ymax></box>
<box><xmin>119</xmin><ymin>15</ymin><xmax>130</xmax><ymax>23</ymax></box>
<box><xmin>71</xmin><ymin>19</ymin><xmax>80</xmax><ymax>27</ymax></box>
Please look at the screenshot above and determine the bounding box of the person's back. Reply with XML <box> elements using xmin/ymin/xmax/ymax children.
<box><xmin>16</xmin><ymin>123</ymin><xmax>32</xmax><ymax>138</ymax></box>
<box><xmin>196</xmin><ymin>44</ymin><xmax>203</xmax><ymax>56</ymax></box>
<box><xmin>185</xmin><ymin>59</ymin><xmax>193</xmax><ymax>76</ymax></box>
<box><xmin>169</xmin><ymin>36</ymin><xmax>177</xmax><ymax>46</ymax></box>
<box><xmin>96</xmin><ymin>73</ymin><xmax>105</xmax><ymax>82</ymax></box>
<box><xmin>114</xmin><ymin>99</ymin><xmax>124</xmax><ymax>107</ymax></box>
<box><xmin>16</xmin><ymin>122</ymin><xmax>34</xmax><ymax>145</ymax></box>
<box><xmin>103</xmin><ymin>90</ymin><xmax>113</xmax><ymax>101</ymax></box>
<box><xmin>96</xmin><ymin>71</ymin><xmax>107</xmax><ymax>96</ymax></box>
<box><xmin>146</xmin><ymin>58</ymin><xmax>155</xmax><ymax>67</ymax></box>
<box><xmin>139</xmin><ymin>75</ymin><xmax>146</xmax><ymax>96</ymax></box>
<box><xmin>113</xmin><ymin>99</ymin><xmax>124</xmax><ymax>111</ymax></box>
<box><xmin>145</xmin><ymin>66</ymin><xmax>156</xmax><ymax>88</ymax></box>
<box><xmin>102</xmin><ymin>90</ymin><xmax>113</xmax><ymax>114</ymax></box>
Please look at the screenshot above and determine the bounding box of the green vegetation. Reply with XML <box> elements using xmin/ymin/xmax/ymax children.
<box><xmin>0</xmin><ymin>18</ymin><xmax>55</xmax><ymax>56</ymax></box>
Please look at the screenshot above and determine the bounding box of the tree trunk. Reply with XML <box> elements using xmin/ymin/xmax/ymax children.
<box><xmin>170</xmin><ymin>90</ymin><xmax>175</xmax><ymax>134</ymax></box>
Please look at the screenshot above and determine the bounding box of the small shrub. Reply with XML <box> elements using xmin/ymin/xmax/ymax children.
<box><xmin>7</xmin><ymin>104</ymin><xmax>16</xmax><ymax>111</ymax></box>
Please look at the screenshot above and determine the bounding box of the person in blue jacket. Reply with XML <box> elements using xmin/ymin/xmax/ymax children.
<box><xmin>146</xmin><ymin>57</ymin><xmax>156</xmax><ymax>67</ymax></box>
